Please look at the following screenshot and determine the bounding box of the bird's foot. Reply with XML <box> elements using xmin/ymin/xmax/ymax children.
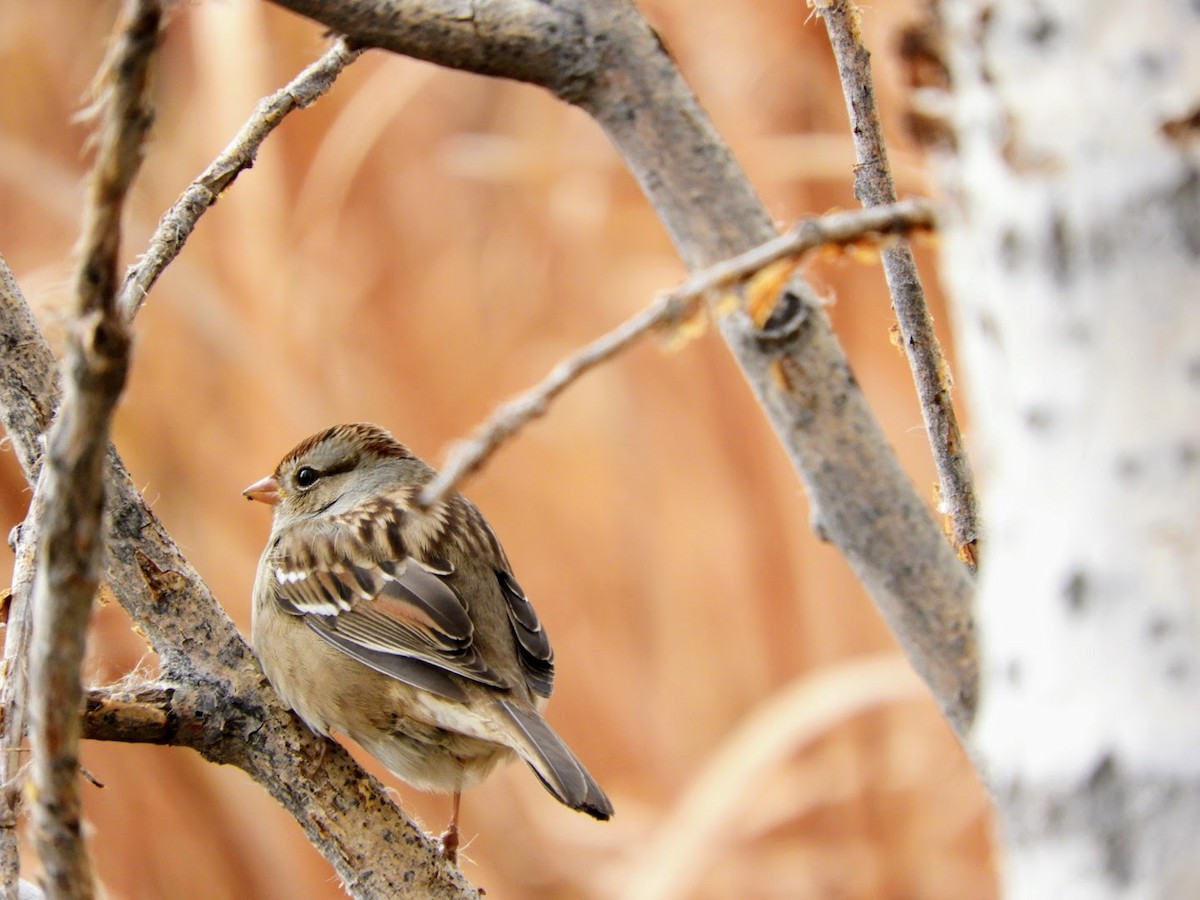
<box><xmin>438</xmin><ymin>823</ymin><xmax>459</xmax><ymax>864</ymax></box>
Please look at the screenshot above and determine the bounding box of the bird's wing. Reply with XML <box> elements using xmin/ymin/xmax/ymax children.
<box><xmin>497</xmin><ymin>569</ymin><xmax>555</xmax><ymax>698</ymax></box>
<box><xmin>269</xmin><ymin>499</ymin><xmax>508</xmax><ymax>702</ymax></box>
<box><xmin>433</xmin><ymin>493</ymin><xmax>557</xmax><ymax>700</ymax></box>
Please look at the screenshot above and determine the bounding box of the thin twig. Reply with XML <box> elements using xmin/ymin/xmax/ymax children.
<box><xmin>27</xmin><ymin>3</ymin><xmax>161</xmax><ymax>897</ymax></box>
<box><xmin>420</xmin><ymin>198</ymin><xmax>936</xmax><ymax>508</ymax></box>
<box><xmin>0</xmin><ymin>256</ymin><xmax>56</xmax><ymax>899</ymax></box>
<box><xmin>116</xmin><ymin>35</ymin><xmax>363</xmax><ymax>322</ymax></box>
<box><xmin>815</xmin><ymin>0</ymin><xmax>979</xmax><ymax>568</ymax></box>
<box><xmin>0</xmin><ymin>525</ymin><xmax>37</xmax><ymax>898</ymax></box>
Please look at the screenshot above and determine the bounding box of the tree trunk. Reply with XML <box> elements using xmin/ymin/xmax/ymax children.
<box><xmin>932</xmin><ymin>0</ymin><xmax>1200</xmax><ymax>894</ymax></box>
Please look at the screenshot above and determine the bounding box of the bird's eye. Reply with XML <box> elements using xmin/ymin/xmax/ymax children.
<box><xmin>295</xmin><ymin>466</ymin><xmax>320</xmax><ymax>488</ymax></box>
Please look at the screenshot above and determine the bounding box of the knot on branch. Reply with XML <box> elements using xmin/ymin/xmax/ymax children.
<box><xmin>132</xmin><ymin>549</ymin><xmax>186</xmax><ymax>601</ymax></box>
<box><xmin>753</xmin><ymin>289</ymin><xmax>812</xmax><ymax>349</ymax></box>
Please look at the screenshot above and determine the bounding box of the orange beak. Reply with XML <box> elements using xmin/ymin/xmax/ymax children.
<box><xmin>243</xmin><ymin>475</ymin><xmax>281</xmax><ymax>506</ymax></box>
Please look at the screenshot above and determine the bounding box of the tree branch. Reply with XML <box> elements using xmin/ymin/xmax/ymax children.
<box><xmin>77</xmin><ymin>677</ymin><xmax>476</xmax><ymax>898</ymax></box>
<box><xmin>0</xmin><ymin>525</ymin><xmax>36</xmax><ymax>899</ymax></box>
<box><xmin>255</xmin><ymin>0</ymin><xmax>593</xmax><ymax>98</ymax></box>
<box><xmin>117</xmin><ymin>35</ymin><xmax>364</xmax><ymax>322</ymax></box>
<box><xmin>0</xmin><ymin>259</ymin><xmax>54</xmax><ymax>899</ymax></box>
<box><xmin>0</xmin><ymin>259</ymin><xmax>59</xmax><ymax>483</ymax></box>
<box><xmin>76</xmin><ymin>681</ymin><xmax>236</xmax><ymax>748</ymax></box>
<box><xmin>421</xmin><ymin>198</ymin><xmax>937</xmax><ymax>508</ymax></box>
<box><xmin>815</xmin><ymin>0</ymin><xmax>980</xmax><ymax>568</ymax></box>
<box><xmin>27</xmin><ymin>4</ymin><xmax>160</xmax><ymax>895</ymax></box>
<box><xmin>266</xmin><ymin>0</ymin><xmax>979</xmax><ymax>736</ymax></box>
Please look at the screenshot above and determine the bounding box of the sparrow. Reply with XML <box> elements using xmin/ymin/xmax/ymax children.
<box><xmin>243</xmin><ymin>423</ymin><xmax>612</xmax><ymax>861</ymax></box>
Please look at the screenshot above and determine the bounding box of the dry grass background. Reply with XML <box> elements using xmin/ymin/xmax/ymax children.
<box><xmin>0</xmin><ymin>1</ymin><xmax>995</xmax><ymax>897</ymax></box>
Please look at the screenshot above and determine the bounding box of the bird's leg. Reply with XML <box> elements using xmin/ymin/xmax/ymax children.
<box><xmin>438</xmin><ymin>789</ymin><xmax>462</xmax><ymax>863</ymax></box>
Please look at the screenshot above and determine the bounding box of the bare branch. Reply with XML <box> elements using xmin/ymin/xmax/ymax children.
<box><xmin>0</xmin><ymin>525</ymin><xmax>37</xmax><ymax>898</ymax></box>
<box><xmin>0</xmin><ymin>257</ymin><xmax>59</xmax><ymax>482</ymax></box>
<box><xmin>261</xmin><ymin>0</ymin><xmax>589</xmax><ymax>98</ymax></box>
<box><xmin>815</xmin><ymin>0</ymin><xmax>980</xmax><ymax>568</ymax></box>
<box><xmin>0</xmin><ymin>259</ymin><xmax>54</xmax><ymax>898</ymax></box>
<box><xmin>81</xmin><ymin>684</ymin><xmax>177</xmax><ymax>746</ymax></box>
<box><xmin>76</xmin><ymin>679</ymin><xmax>477</xmax><ymax>899</ymax></box>
<box><xmin>117</xmin><ymin>35</ymin><xmax>364</xmax><ymax>322</ymax></box>
<box><xmin>421</xmin><ymin>198</ymin><xmax>937</xmax><ymax>509</ymax></box>
<box><xmin>27</xmin><ymin>3</ymin><xmax>160</xmax><ymax>895</ymax></box>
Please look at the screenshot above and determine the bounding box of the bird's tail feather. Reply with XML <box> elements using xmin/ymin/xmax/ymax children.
<box><xmin>497</xmin><ymin>699</ymin><xmax>613</xmax><ymax>820</ymax></box>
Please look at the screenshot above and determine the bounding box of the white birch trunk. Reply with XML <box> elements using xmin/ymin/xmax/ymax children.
<box><xmin>934</xmin><ymin>1</ymin><xmax>1200</xmax><ymax>896</ymax></box>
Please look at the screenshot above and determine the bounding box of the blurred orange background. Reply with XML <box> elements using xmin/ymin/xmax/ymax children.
<box><xmin>0</xmin><ymin>1</ymin><xmax>993</xmax><ymax>897</ymax></box>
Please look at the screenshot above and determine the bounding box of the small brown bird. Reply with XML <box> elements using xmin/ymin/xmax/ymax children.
<box><xmin>244</xmin><ymin>423</ymin><xmax>612</xmax><ymax>860</ymax></box>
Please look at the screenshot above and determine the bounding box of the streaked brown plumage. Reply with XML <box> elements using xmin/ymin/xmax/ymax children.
<box><xmin>244</xmin><ymin>423</ymin><xmax>611</xmax><ymax>860</ymax></box>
